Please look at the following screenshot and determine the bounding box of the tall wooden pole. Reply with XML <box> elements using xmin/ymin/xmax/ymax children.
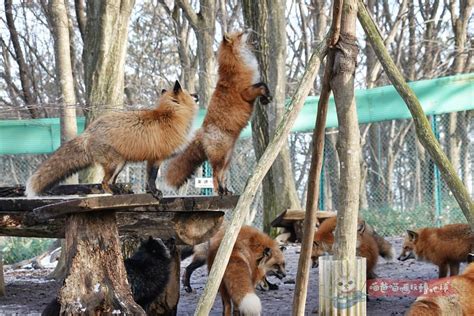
<box><xmin>194</xmin><ymin>41</ymin><xmax>328</xmax><ymax>316</ymax></box>
<box><xmin>291</xmin><ymin>2</ymin><xmax>345</xmax><ymax>314</ymax></box>
<box><xmin>357</xmin><ymin>0</ymin><xmax>474</xmax><ymax>229</ymax></box>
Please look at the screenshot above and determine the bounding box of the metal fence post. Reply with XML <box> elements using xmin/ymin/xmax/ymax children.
<box><xmin>201</xmin><ymin>161</ymin><xmax>213</xmax><ymax>196</ymax></box>
<box><xmin>431</xmin><ymin>115</ymin><xmax>442</xmax><ymax>227</ymax></box>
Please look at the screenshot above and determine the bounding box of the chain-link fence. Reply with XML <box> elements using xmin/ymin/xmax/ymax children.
<box><xmin>1</xmin><ymin>111</ymin><xmax>472</xmax><ymax>236</ymax></box>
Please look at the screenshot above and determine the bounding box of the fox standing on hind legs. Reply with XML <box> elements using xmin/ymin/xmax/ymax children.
<box><xmin>165</xmin><ymin>30</ymin><xmax>272</xmax><ymax>195</ymax></box>
<box><xmin>26</xmin><ymin>81</ymin><xmax>198</xmax><ymax>198</ymax></box>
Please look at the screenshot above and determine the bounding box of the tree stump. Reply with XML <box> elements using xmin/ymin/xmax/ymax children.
<box><xmin>58</xmin><ymin>212</ymin><xmax>145</xmax><ymax>315</ymax></box>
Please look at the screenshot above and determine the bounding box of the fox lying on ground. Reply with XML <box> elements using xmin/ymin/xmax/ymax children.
<box><xmin>311</xmin><ymin>216</ymin><xmax>394</xmax><ymax>279</ymax></box>
<box><xmin>26</xmin><ymin>81</ymin><xmax>198</xmax><ymax>199</ymax></box>
<box><xmin>207</xmin><ymin>226</ymin><xmax>286</xmax><ymax>316</ymax></box>
<box><xmin>398</xmin><ymin>223</ymin><xmax>474</xmax><ymax>278</ymax></box>
<box><xmin>406</xmin><ymin>263</ymin><xmax>474</xmax><ymax>316</ymax></box>
<box><xmin>165</xmin><ymin>31</ymin><xmax>272</xmax><ymax>195</ymax></box>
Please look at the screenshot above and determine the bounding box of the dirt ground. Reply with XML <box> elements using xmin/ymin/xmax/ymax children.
<box><xmin>0</xmin><ymin>237</ymin><xmax>468</xmax><ymax>315</ymax></box>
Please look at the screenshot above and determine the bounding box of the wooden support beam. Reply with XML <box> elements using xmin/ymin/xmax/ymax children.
<box><xmin>292</xmin><ymin>40</ymin><xmax>335</xmax><ymax>316</ymax></box>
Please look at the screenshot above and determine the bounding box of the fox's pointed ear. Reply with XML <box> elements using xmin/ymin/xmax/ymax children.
<box><xmin>161</xmin><ymin>89</ymin><xmax>167</xmax><ymax>95</ymax></box>
<box><xmin>223</xmin><ymin>33</ymin><xmax>232</xmax><ymax>43</ymax></box>
<box><xmin>357</xmin><ymin>221</ymin><xmax>366</xmax><ymax>234</ymax></box>
<box><xmin>173</xmin><ymin>80</ymin><xmax>182</xmax><ymax>94</ymax></box>
<box><xmin>407</xmin><ymin>230</ymin><xmax>418</xmax><ymax>241</ymax></box>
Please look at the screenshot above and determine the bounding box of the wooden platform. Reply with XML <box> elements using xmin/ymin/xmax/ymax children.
<box><xmin>271</xmin><ymin>209</ymin><xmax>336</xmax><ymax>241</ymax></box>
<box><xmin>0</xmin><ymin>185</ymin><xmax>238</xmax><ymax>245</ymax></box>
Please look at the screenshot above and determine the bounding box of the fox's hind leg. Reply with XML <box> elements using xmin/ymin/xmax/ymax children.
<box><xmin>146</xmin><ymin>160</ymin><xmax>163</xmax><ymax>199</ymax></box>
<box><xmin>101</xmin><ymin>159</ymin><xmax>126</xmax><ymax>194</ymax></box>
<box><xmin>438</xmin><ymin>263</ymin><xmax>448</xmax><ymax>278</ymax></box>
<box><xmin>220</xmin><ymin>285</ymin><xmax>232</xmax><ymax>316</ymax></box>
<box><xmin>449</xmin><ymin>262</ymin><xmax>460</xmax><ymax>276</ymax></box>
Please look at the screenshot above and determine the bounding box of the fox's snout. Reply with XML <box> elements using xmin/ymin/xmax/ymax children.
<box><xmin>276</xmin><ymin>270</ymin><xmax>286</xmax><ymax>279</ymax></box>
<box><xmin>190</xmin><ymin>93</ymin><xmax>199</xmax><ymax>102</ymax></box>
<box><xmin>397</xmin><ymin>251</ymin><xmax>415</xmax><ymax>261</ymax></box>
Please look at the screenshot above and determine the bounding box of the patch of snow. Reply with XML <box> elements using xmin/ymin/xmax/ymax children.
<box><xmin>94</xmin><ymin>283</ymin><xmax>101</xmax><ymax>293</ymax></box>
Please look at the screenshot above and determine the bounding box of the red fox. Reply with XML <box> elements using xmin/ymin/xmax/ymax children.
<box><xmin>25</xmin><ymin>81</ymin><xmax>198</xmax><ymax>198</ymax></box>
<box><xmin>207</xmin><ymin>226</ymin><xmax>286</xmax><ymax>316</ymax></box>
<box><xmin>311</xmin><ymin>217</ymin><xmax>394</xmax><ymax>279</ymax></box>
<box><xmin>165</xmin><ymin>31</ymin><xmax>272</xmax><ymax>195</ymax></box>
<box><xmin>181</xmin><ymin>240</ymin><xmax>279</xmax><ymax>293</ymax></box>
<box><xmin>398</xmin><ymin>223</ymin><xmax>474</xmax><ymax>278</ymax></box>
<box><xmin>406</xmin><ymin>263</ymin><xmax>474</xmax><ymax>316</ymax></box>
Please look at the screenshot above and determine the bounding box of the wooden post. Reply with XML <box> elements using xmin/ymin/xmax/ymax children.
<box><xmin>59</xmin><ymin>212</ymin><xmax>145</xmax><ymax>315</ymax></box>
<box><xmin>292</xmin><ymin>1</ymin><xmax>341</xmax><ymax>314</ymax></box>
<box><xmin>0</xmin><ymin>251</ymin><xmax>5</xmax><ymax>297</ymax></box>
<box><xmin>357</xmin><ymin>0</ymin><xmax>474</xmax><ymax>228</ymax></box>
<box><xmin>194</xmin><ymin>40</ymin><xmax>328</xmax><ymax>316</ymax></box>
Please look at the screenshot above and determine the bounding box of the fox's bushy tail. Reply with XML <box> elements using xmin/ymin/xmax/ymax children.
<box><xmin>165</xmin><ymin>130</ymin><xmax>207</xmax><ymax>188</ymax></box>
<box><xmin>372</xmin><ymin>231</ymin><xmax>395</xmax><ymax>261</ymax></box>
<box><xmin>25</xmin><ymin>137</ymin><xmax>92</xmax><ymax>197</ymax></box>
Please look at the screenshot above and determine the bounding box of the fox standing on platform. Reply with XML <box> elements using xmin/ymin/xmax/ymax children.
<box><xmin>26</xmin><ymin>81</ymin><xmax>198</xmax><ymax>198</ymax></box>
<box><xmin>165</xmin><ymin>30</ymin><xmax>272</xmax><ymax>195</ymax></box>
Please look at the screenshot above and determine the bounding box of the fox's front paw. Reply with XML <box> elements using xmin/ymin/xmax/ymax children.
<box><xmin>218</xmin><ymin>186</ymin><xmax>233</xmax><ymax>196</ymax></box>
<box><xmin>147</xmin><ymin>186</ymin><xmax>163</xmax><ymax>199</ymax></box>
<box><xmin>260</xmin><ymin>94</ymin><xmax>272</xmax><ymax>105</ymax></box>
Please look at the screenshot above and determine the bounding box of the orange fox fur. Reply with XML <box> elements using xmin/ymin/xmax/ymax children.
<box><xmin>165</xmin><ymin>31</ymin><xmax>272</xmax><ymax>195</ymax></box>
<box><xmin>26</xmin><ymin>81</ymin><xmax>198</xmax><ymax>198</ymax></box>
<box><xmin>406</xmin><ymin>263</ymin><xmax>474</xmax><ymax>316</ymax></box>
<box><xmin>311</xmin><ymin>217</ymin><xmax>393</xmax><ymax>279</ymax></box>
<box><xmin>208</xmin><ymin>226</ymin><xmax>286</xmax><ymax>316</ymax></box>
<box><xmin>398</xmin><ymin>223</ymin><xmax>474</xmax><ymax>278</ymax></box>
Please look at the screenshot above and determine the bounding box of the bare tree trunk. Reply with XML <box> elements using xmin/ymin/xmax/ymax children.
<box><xmin>446</xmin><ymin>0</ymin><xmax>473</xmax><ymax>175</ymax></box>
<box><xmin>81</xmin><ymin>0</ymin><xmax>135</xmax><ymax>183</ymax></box>
<box><xmin>332</xmin><ymin>0</ymin><xmax>360</xmax><ymax>261</ymax></box>
<box><xmin>176</xmin><ymin>0</ymin><xmax>216</xmax><ymax>108</ymax></box>
<box><xmin>242</xmin><ymin>0</ymin><xmax>301</xmax><ymax>234</ymax></box>
<box><xmin>46</xmin><ymin>0</ymin><xmax>79</xmax><ymax>281</ymax></box>
<box><xmin>4</xmin><ymin>0</ymin><xmax>40</xmax><ymax>118</ymax></box>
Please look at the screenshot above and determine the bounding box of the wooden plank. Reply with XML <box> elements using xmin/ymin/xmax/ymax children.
<box><xmin>0</xmin><ymin>210</ymin><xmax>225</xmax><ymax>245</ymax></box>
<box><xmin>0</xmin><ymin>194</ymin><xmax>237</xmax><ymax>244</ymax></box>
<box><xmin>0</xmin><ymin>183</ymin><xmax>134</xmax><ymax>198</ymax></box>
<box><xmin>271</xmin><ymin>209</ymin><xmax>336</xmax><ymax>228</ymax></box>
<box><xmin>27</xmin><ymin>194</ymin><xmax>239</xmax><ymax>222</ymax></box>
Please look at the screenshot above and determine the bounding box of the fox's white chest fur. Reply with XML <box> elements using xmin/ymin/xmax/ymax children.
<box><xmin>239</xmin><ymin>35</ymin><xmax>260</xmax><ymax>84</ymax></box>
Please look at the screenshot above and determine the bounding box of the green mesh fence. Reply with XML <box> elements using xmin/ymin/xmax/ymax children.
<box><xmin>0</xmin><ymin>111</ymin><xmax>472</xmax><ymax>235</ymax></box>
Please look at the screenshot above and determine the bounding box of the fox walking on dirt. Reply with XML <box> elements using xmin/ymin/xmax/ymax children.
<box><xmin>311</xmin><ymin>216</ymin><xmax>394</xmax><ymax>279</ymax></box>
<box><xmin>165</xmin><ymin>31</ymin><xmax>272</xmax><ymax>195</ymax></box>
<box><xmin>398</xmin><ymin>223</ymin><xmax>474</xmax><ymax>278</ymax></box>
<box><xmin>207</xmin><ymin>226</ymin><xmax>286</xmax><ymax>316</ymax></box>
<box><xmin>26</xmin><ymin>81</ymin><xmax>198</xmax><ymax>198</ymax></box>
